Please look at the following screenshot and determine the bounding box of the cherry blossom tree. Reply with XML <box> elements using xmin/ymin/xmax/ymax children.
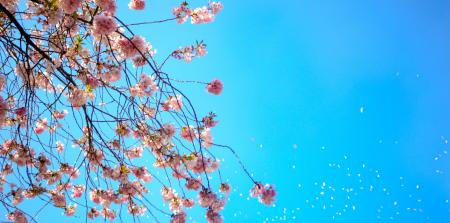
<box><xmin>0</xmin><ymin>0</ymin><xmax>275</xmax><ymax>222</ymax></box>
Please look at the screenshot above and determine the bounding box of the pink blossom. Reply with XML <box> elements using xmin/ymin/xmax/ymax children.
<box><xmin>220</xmin><ymin>183</ymin><xmax>231</xmax><ymax>194</ymax></box>
<box><xmin>60</xmin><ymin>165</ymin><xmax>80</xmax><ymax>179</ymax></box>
<box><xmin>129</xmin><ymin>74</ymin><xmax>158</xmax><ymax>97</ymax></box>
<box><xmin>169</xmin><ymin>95</ymin><xmax>183</xmax><ymax>110</ymax></box>
<box><xmin>128</xmin><ymin>204</ymin><xmax>147</xmax><ymax>215</ymax></box>
<box><xmin>7</xmin><ymin>210</ymin><xmax>27</xmax><ymax>223</ymax></box>
<box><xmin>65</xmin><ymin>205</ymin><xmax>77</xmax><ymax>216</ymax></box>
<box><xmin>52</xmin><ymin>193</ymin><xmax>67</xmax><ymax>207</ymax></box>
<box><xmin>172</xmin><ymin>44</ymin><xmax>206</xmax><ymax>62</ymax></box>
<box><xmin>2</xmin><ymin>163</ymin><xmax>12</xmax><ymax>175</ymax></box>
<box><xmin>35</xmin><ymin>153</ymin><xmax>51</xmax><ymax>172</ymax></box>
<box><xmin>119</xmin><ymin>181</ymin><xmax>147</xmax><ymax>196</ymax></box>
<box><xmin>202</xmin><ymin>113</ymin><xmax>218</xmax><ymax>128</ymax></box>
<box><xmin>41</xmin><ymin>170</ymin><xmax>61</xmax><ymax>184</ymax></box>
<box><xmin>79</xmin><ymin>74</ymin><xmax>99</xmax><ymax>89</ymax></box>
<box><xmin>180</xmin><ymin>126</ymin><xmax>196</xmax><ymax>142</ymax></box>
<box><xmin>67</xmin><ymin>88</ymin><xmax>89</xmax><ymax>109</ymax></box>
<box><xmin>190</xmin><ymin>155</ymin><xmax>218</xmax><ymax>173</ymax></box>
<box><xmin>191</xmin><ymin>7</ymin><xmax>214</xmax><ymax>24</ymax></box>
<box><xmin>206</xmin><ymin>159</ymin><xmax>220</xmax><ymax>173</ymax></box>
<box><xmin>131</xmin><ymin>35</ymin><xmax>149</xmax><ymax>52</ymax></box>
<box><xmin>172</xmin><ymin>169</ymin><xmax>188</xmax><ymax>179</ymax></box>
<box><xmin>14</xmin><ymin>63</ymin><xmax>52</xmax><ymax>90</ymax></box>
<box><xmin>55</xmin><ymin>141</ymin><xmax>64</xmax><ymax>153</ymax></box>
<box><xmin>105</xmin><ymin>164</ymin><xmax>129</xmax><ymax>182</ymax></box>
<box><xmin>198</xmin><ymin>189</ymin><xmax>217</xmax><ymax>207</ymax></box>
<box><xmin>250</xmin><ymin>182</ymin><xmax>264</xmax><ymax>197</ymax></box>
<box><xmin>34</xmin><ymin>72</ymin><xmax>54</xmax><ymax>91</ymax></box>
<box><xmin>95</xmin><ymin>0</ymin><xmax>117</xmax><ymax>14</ymax></box>
<box><xmin>110</xmin><ymin>139</ymin><xmax>120</xmax><ymax>149</ymax></box>
<box><xmin>100</xmin><ymin>208</ymin><xmax>116</xmax><ymax>220</ymax></box>
<box><xmin>185</xmin><ymin>177</ymin><xmax>202</xmax><ymax>190</ymax></box>
<box><xmin>56</xmin><ymin>183</ymin><xmax>71</xmax><ymax>192</ymax></box>
<box><xmin>169</xmin><ymin>197</ymin><xmax>183</xmax><ymax>213</ymax></box>
<box><xmin>0</xmin><ymin>75</ymin><xmax>5</xmax><ymax>91</ymax></box>
<box><xmin>161</xmin><ymin>187</ymin><xmax>176</xmax><ymax>202</ymax></box>
<box><xmin>161</xmin><ymin>123</ymin><xmax>176</xmax><ymax>139</ymax></box>
<box><xmin>0</xmin><ymin>0</ymin><xmax>19</xmax><ymax>11</ymax></box>
<box><xmin>14</xmin><ymin>63</ymin><xmax>29</xmax><ymax>84</ymax></box>
<box><xmin>86</xmin><ymin>148</ymin><xmax>104</xmax><ymax>166</ymax></box>
<box><xmin>115</xmin><ymin>37</ymin><xmax>137</xmax><ymax>58</ymax></box>
<box><xmin>210</xmin><ymin>198</ymin><xmax>226</xmax><ymax>212</ymax></box>
<box><xmin>210</xmin><ymin>2</ymin><xmax>224</xmax><ymax>15</ymax></box>
<box><xmin>115</xmin><ymin>122</ymin><xmax>131</xmax><ymax>137</ymax></box>
<box><xmin>102</xmin><ymin>66</ymin><xmax>122</xmax><ymax>82</ymax></box>
<box><xmin>172</xmin><ymin>2</ymin><xmax>223</xmax><ymax>24</ymax></box>
<box><xmin>22</xmin><ymin>189</ymin><xmax>37</xmax><ymax>199</ymax></box>
<box><xmin>250</xmin><ymin>183</ymin><xmax>277</xmax><ymax>205</ymax></box>
<box><xmin>72</xmin><ymin>184</ymin><xmax>85</xmax><ymax>198</ymax></box>
<box><xmin>172</xmin><ymin>3</ymin><xmax>191</xmax><ymax>24</ymax></box>
<box><xmin>206</xmin><ymin>209</ymin><xmax>223</xmax><ymax>223</ymax></box>
<box><xmin>11</xmin><ymin>151</ymin><xmax>31</xmax><ymax>166</ymax></box>
<box><xmin>15</xmin><ymin>107</ymin><xmax>26</xmax><ymax>117</ymax></box>
<box><xmin>200</xmin><ymin>128</ymin><xmax>213</xmax><ymax>148</ymax></box>
<box><xmin>131</xmin><ymin>166</ymin><xmax>152</xmax><ymax>182</ymax></box>
<box><xmin>62</xmin><ymin>16</ymin><xmax>79</xmax><ymax>36</ymax></box>
<box><xmin>207</xmin><ymin>79</ymin><xmax>223</xmax><ymax>95</ymax></box>
<box><xmin>128</xmin><ymin>0</ymin><xmax>145</xmax><ymax>10</ymax></box>
<box><xmin>260</xmin><ymin>185</ymin><xmax>276</xmax><ymax>205</ymax></box>
<box><xmin>132</xmin><ymin>56</ymin><xmax>147</xmax><ymax>67</ymax></box>
<box><xmin>115</xmin><ymin>35</ymin><xmax>149</xmax><ymax>59</ymax></box>
<box><xmin>53</xmin><ymin>109</ymin><xmax>68</xmax><ymax>119</ymax></box>
<box><xmin>183</xmin><ymin>198</ymin><xmax>195</xmax><ymax>208</ymax></box>
<box><xmin>11</xmin><ymin>147</ymin><xmax>35</xmax><ymax>167</ymax></box>
<box><xmin>0</xmin><ymin>97</ymin><xmax>8</xmax><ymax>126</ymax></box>
<box><xmin>87</xmin><ymin>208</ymin><xmax>100</xmax><ymax>219</ymax></box>
<box><xmin>196</xmin><ymin>43</ymin><xmax>207</xmax><ymax>56</ymax></box>
<box><xmin>129</xmin><ymin>86</ymin><xmax>140</xmax><ymax>97</ymax></box>
<box><xmin>34</xmin><ymin>118</ymin><xmax>48</xmax><ymax>135</ymax></box>
<box><xmin>93</xmin><ymin>15</ymin><xmax>117</xmax><ymax>36</ymax></box>
<box><xmin>59</xmin><ymin>0</ymin><xmax>82</xmax><ymax>14</ymax></box>
<box><xmin>89</xmin><ymin>189</ymin><xmax>102</xmax><ymax>204</ymax></box>
<box><xmin>163</xmin><ymin>95</ymin><xmax>183</xmax><ymax>111</ymax></box>
<box><xmin>170</xmin><ymin>211</ymin><xmax>186</xmax><ymax>223</ymax></box>
<box><xmin>125</xmin><ymin>147</ymin><xmax>143</xmax><ymax>159</ymax></box>
<box><xmin>89</xmin><ymin>188</ymin><xmax>124</xmax><ymax>207</ymax></box>
<box><xmin>140</xmin><ymin>105</ymin><xmax>156</xmax><ymax>119</ymax></box>
<box><xmin>12</xmin><ymin>189</ymin><xmax>24</xmax><ymax>205</ymax></box>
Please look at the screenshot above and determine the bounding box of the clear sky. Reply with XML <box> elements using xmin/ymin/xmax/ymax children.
<box><xmin>14</xmin><ymin>0</ymin><xmax>450</xmax><ymax>222</ymax></box>
<box><xmin>141</xmin><ymin>0</ymin><xmax>450</xmax><ymax>222</ymax></box>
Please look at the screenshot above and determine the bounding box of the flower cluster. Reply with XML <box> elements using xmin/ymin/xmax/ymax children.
<box><xmin>93</xmin><ymin>15</ymin><xmax>117</xmax><ymax>36</ymax></box>
<box><xmin>0</xmin><ymin>96</ymin><xmax>8</xmax><ymax>126</ymax></box>
<box><xmin>59</xmin><ymin>0</ymin><xmax>82</xmax><ymax>14</ymax></box>
<box><xmin>207</xmin><ymin>79</ymin><xmax>224</xmax><ymax>95</ymax></box>
<box><xmin>250</xmin><ymin>183</ymin><xmax>277</xmax><ymax>205</ymax></box>
<box><xmin>129</xmin><ymin>0</ymin><xmax>146</xmax><ymax>10</ymax></box>
<box><xmin>129</xmin><ymin>74</ymin><xmax>158</xmax><ymax>97</ymax></box>
<box><xmin>172</xmin><ymin>1</ymin><xmax>224</xmax><ymax>24</ymax></box>
<box><xmin>172</xmin><ymin>41</ymin><xmax>207</xmax><ymax>62</ymax></box>
<box><xmin>7</xmin><ymin>211</ymin><xmax>27</xmax><ymax>223</ymax></box>
<box><xmin>95</xmin><ymin>0</ymin><xmax>117</xmax><ymax>14</ymax></box>
<box><xmin>0</xmin><ymin>0</ymin><xmax>19</xmax><ymax>11</ymax></box>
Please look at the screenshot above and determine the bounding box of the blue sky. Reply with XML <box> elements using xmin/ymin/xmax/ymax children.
<box><xmin>138</xmin><ymin>0</ymin><xmax>450</xmax><ymax>222</ymax></box>
<box><xmin>9</xmin><ymin>0</ymin><xmax>450</xmax><ymax>222</ymax></box>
